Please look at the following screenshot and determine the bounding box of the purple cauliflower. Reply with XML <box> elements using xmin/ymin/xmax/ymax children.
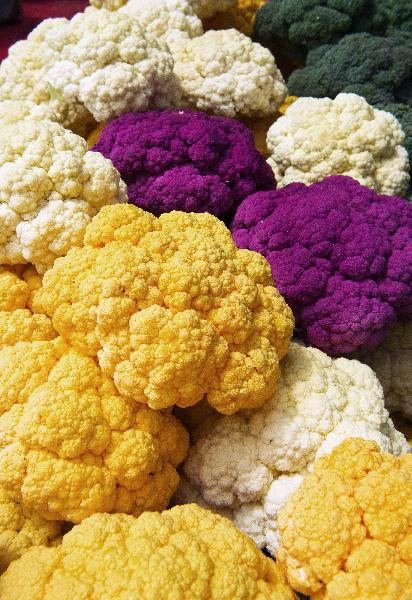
<box><xmin>92</xmin><ymin>109</ymin><xmax>275</xmax><ymax>218</ymax></box>
<box><xmin>231</xmin><ymin>176</ymin><xmax>412</xmax><ymax>355</ymax></box>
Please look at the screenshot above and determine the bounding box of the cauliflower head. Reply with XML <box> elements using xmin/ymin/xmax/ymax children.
<box><xmin>0</xmin><ymin>485</ymin><xmax>62</xmax><ymax>575</ymax></box>
<box><xmin>0</xmin><ymin>505</ymin><xmax>296</xmax><ymax>600</ymax></box>
<box><xmin>92</xmin><ymin>110</ymin><xmax>275</xmax><ymax>217</ymax></box>
<box><xmin>34</xmin><ymin>204</ymin><xmax>294</xmax><ymax>414</ymax></box>
<box><xmin>0</xmin><ymin>100</ymin><xmax>58</xmax><ymax>127</ymax></box>
<box><xmin>89</xmin><ymin>0</ymin><xmax>127</xmax><ymax>8</ymax></box>
<box><xmin>231</xmin><ymin>175</ymin><xmax>412</xmax><ymax>355</ymax></box>
<box><xmin>44</xmin><ymin>8</ymin><xmax>181</xmax><ymax>123</ymax></box>
<box><xmin>0</xmin><ymin>20</ymin><xmax>95</xmax><ymax>137</ymax></box>
<box><xmin>0</xmin><ymin>266</ymin><xmax>56</xmax><ymax>349</ymax></box>
<box><xmin>355</xmin><ymin>320</ymin><xmax>412</xmax><ymax>421</ymax></box>
<box><xmin>277</xmin><ymin>438</ymin><xmax>412</xmax><ymax>598</ymax></box>
<box><xmin>189</xmin><ymin>0</ymin><xmax>235</xmax><ymax>19</ymax></box>
<box><xmin>0</xmin><ymin>120</ymin><xmax>127</xmax><ymax>273</ymax></box>
<box><xmin>203</xmin><ymin>0</ymin><xmax>266</xmax><ymax>36</ymax></box>
<box><xmin>266</xmin><ymin>93</ymin><xmax>410</xmax><ymax>197</ymax></box>
<box><xmin>0</xmin><ymin>337</ymin><xmax>189</xmax><ymax>522</ymax></box>
<box><xmin>172</xmin><ymin>29</ymin><xmax>287</xmax><ymax>118</ymax></box>
<box><xmin>119</xmin><ymin>0</ymin><xmax>203</xmax><ymax>46</ymax></box>
<box><xmin>176</xmin><ymin>342</ymin><xmax>409</xmax><ymax>555</ymax></box>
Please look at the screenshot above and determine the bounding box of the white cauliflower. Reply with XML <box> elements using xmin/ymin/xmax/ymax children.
<box><xmin>0</xmin><ymin>101</ymin><xmax>58</xmax><ymax>127</ymax></box>
<box><xmin>171</xmin><ymin>28</ymin><xmax>287</xmax><ymax>118</ymax></box>
<box><xmin>0</xmin><ymin>21</ymin><xmax>94</xmax><ymax>137</ymax></box>
<box><xmin>0</xmin><ymin>120</ymin><xmax>127</xmax><ymax>273</ymax></box>
<box><xmin>355</xmin><ymin>320</ymin><xmax>412</xmax><ymax>420</ymax></box>
<box><xmin>188</xmin><ymin>0</ymin><xmax>235</xmax><ymax>18</ymax></box>
<box><xmin>175</xmin><ymin>342</ymin><xmax>410</xmax><ymax>556</ymax></box>
<box><xmin>266</xmin><ymin>93</ymin><xmax>410</xmax><ymax>197</ymax></box>
<box><xmin>120</xmin><ymin>0</ymin><xmax>203</xmax><ymax>45</ymax></box>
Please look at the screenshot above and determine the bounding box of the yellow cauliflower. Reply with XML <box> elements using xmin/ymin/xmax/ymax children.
<box><xmin>0</xmin><ymin>338</ymin><xmax>188</xmax><ymax>522</ymax></box>
<box><xmin>34</xmin><ymin>204</ymin><xmax>293</xmax><ymax>414</ymax></box>
<box><xmin>0</xmin><ymin>505</ymin><xmax>296</xmax><ymax>600</ymax></box>
<box><xmin>203</xmin><ymin>0</ymin><xmax>266</xmax><ymax>36</ymax></box>
<box><xmin>277</xmin><ymin>438</ymin><xmax>412</xmax><ymax>599</ymax></box>
<box><xmin>0</xmin><ymin>485</ymin><xmax>62</xmax><ymax>575</ymax></box>
<box><xmin>0</xmin><ymin>267</ymin><xmax>56</xmax><ymax>349</ymax></box>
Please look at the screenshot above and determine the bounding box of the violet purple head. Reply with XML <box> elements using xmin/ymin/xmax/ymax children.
<box><xmin>231</xmin><ymin>176</ymin><xmax>412</xmax><ymax>355</ymax></box>
<box><xmin>92</xmin><ymin>109</ymin><xmax>275</xmax><ymax>218</ymax></box>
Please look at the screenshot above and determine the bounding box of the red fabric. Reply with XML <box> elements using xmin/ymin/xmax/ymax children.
<box><xmin>0</xmin><ymin>0</ymin><xmax>88</xmax><ymax>61</ymax></box>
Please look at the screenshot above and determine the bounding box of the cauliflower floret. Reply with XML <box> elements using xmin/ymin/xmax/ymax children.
<box><xmin>171</xmin><ymin>28</ymin><xmax>287</xmax><ymax>118</ymax></box>
<box><xmin>0</xmin><ymin>120</ymin><xmax>127</xmax><ymax>273</ymax></box>
<box><xmin>277</xmin><ymin>438</ymin><xmax>412</xmax><ymax>598</ymax></box>
<box><xmin>175</xmin><ymin>343</ymin><xmax>410</xmax><ymax>555</ymax></box>
<box><xmin>0</xmin><ymin>485</ymin><xmax>62</xmax><ymax>575</ymax></box>
<box><xmin>203</xmin><ymin>0</ymin><xmax>266</xmax><ymax>36</ymax></box>
<box><xmin>0</xmin><ymin>338</ymin><xmax>189</xmax><ymax>523</ymax></box>
<box><xmin>267</xmin><ymin>93</ymin><xmax>410</xmax><ymax>196</ymax></box>
<box><xmin>0</xmin><ymin>506</ymin><xmax>296</xmax><ymax>600</ymax></box>
<box><xmin>0</xmin><ymin>100</ymin><xmax>58</xmax><ymax>127</ymax></box>
<box><xmin>120</xmin><ymin>0</ymin><xmax>203</xmax><ymax>46</ymax></box>
<box><xmin>34</xmin><ymin>204</ymin><xmax>294</xmax><ymax>414</ymax></box>
<box><xmin>89</xmin><ymin>0</ymin><xmax>127</xmax><ymax>8</ymax></box>
<box><xmin>355</xmin><ymin>320</ymin><xmax>412</xmax><ymax>420</ymax></box>
<box><xmin>189</xmin><ymin>0</ymin><xmax>235</xmax><ymax>18</ymax></box>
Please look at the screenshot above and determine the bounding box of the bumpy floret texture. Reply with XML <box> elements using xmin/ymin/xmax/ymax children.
<box><xmin>0</xmin><ymin>19</ymin><xmax>94</xmax><ymax>137</ymax></box>
<box><xmin>254</xmin><ymin>0</ymin><xmax>368</xmax><ymax>50</ymax></box>
<box><xmin>34</xmin><ymin>204</ymin><xmax>293</xmax><ymax>414</ymax></box>
<box><xmin>171</xmin><ymin>29</ymin><xmax>287</xmax><ymax>118</ymax></box>
<box><xmin>189</xmin><ymin>0</ymin><xmax>235</xmax><ymax>19</ymax></box>
<box><xmin>0</xmin><ymin>120</ymin><xmax>127</xmax><ymax>273</ymax></box>
<box><xmin>231</xmin><ymin>176</ymin><xmax>412</xmax><ymax>355</ymax></box>
<box><xmin>176</xmin><ymin>342</ymin><xmax>409</xmax><ymax>555</ymax></box>
<box><xmin>0</xmin><ymin>485</ymin><xmax>62</xmax><ymax>575</ymax></box>
<box><xmin>357</xmin><ymin>0</ymin><xmax>412</xmax><ymax>35</ymax></box>
<box><xmin>203</xmin><ymin>0</ymin><xmax>266</xmax><ymax>37</ymax></box>
<box><xmin>0</xmin><ymin>505</ymin><xmax>296</xmax><ymax>600</ymax></box>
<box><xmin>90</xmin><ymin>0</ymin><xmax>127</xmax><ymax>8</ymax></box>
<box><xmin>0</xmin><ymin>336</ymin><xmax>189</xmax><ymax>523</ymax></box>
<box><xmin>277</xmin><ymin>438</ymin><xmax>412</xmax><ymax>598</ymax></box>
<box><xmin>119</xmin><ymin>0</ymin><xmax>203</xmax><ymax>45</ymax></box>
<box><xmin>93</xmin><ymin>110</ymin><xmax>275</xmax><ymax>217</ymax></box>
<box><xmin>45</xmin><ymin>8</ymin><xmax>181</xmax><ymax>123</ymax></box>
<box><xmin>0</xmin><ymin>101</ymin><xmax>58</xmax><ymax>127</ymax></box>
<box><xmin>0</xmin><ymin>266</ymin><xmax>56</xmax><ymax>349</ymax></box>
<box><xmin>266</xmin><ymin>93</ymin><xmax>410</xmax><ymax>197</ymax></box>
<box><xmin>355</xmin><ymin>320</ymin><xmax>412</xmax><ymax>421</ymax></box>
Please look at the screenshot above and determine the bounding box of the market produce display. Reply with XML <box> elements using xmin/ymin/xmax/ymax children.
<box><xmin>0</xmin><ymin>0</ymin><xmax>411</xmax><ymax>598</ymax></box>
<box><xmin>232</xmin><ymin>176</ymin><xmax>412</xmax><ymax>355</ymax></box>
<box><xmin>93</xmin><ymin>109</ymin><xmax>275</xmax><ymax>216</ymax></box>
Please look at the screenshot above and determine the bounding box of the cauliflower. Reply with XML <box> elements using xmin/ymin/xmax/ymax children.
<box><xmin>89</xmin><ymin>0</ymin><xmax>127</xmax><ymax>8</ymax></box>
<box><xmin>0</xmin><ymin>9</ymin><xmax>180</xmax><ymax>131</ymax></box>
<box><xmin>0</xmin><ymin>267</ymin><xmax>56</xmax><ymax>349</ymax></box>
<box><xmin>203</xmin><ymin>0</ymin><xmax>266</xmax><ymax>36</ymax></box>
<box><xmin>171</xmin><ymin>29</ymin><xmax>287</xmax><ymax>118</ymax></box>
<box><xmin>189</xmin><ymin>0</ymin><xmax>235</xmax><ymax>19</ymax></box>
<box><xmin>0</xmin><ymin>119</ymin><xmax>127</xmax><ymax>273</ymax></box>
<box><xmin>0</xmin><ymin>100</ymin><xmax>58</xmax><ymax>127</ymax></box>
<box><xmin>0</xmin><ymin>505</ymin><xmax>296</xmax><ymax>600</ymax></box>
<box><xmin>277</xmin><ymin>438</ymin><xmax>412</xmax><ymax>598</ymax></box>
<box><xmin>175</xmin><ymin>342</ymin><xmax>409</xmax><ymax>555</ymax></box>
<box><xmin>0</xmin><ymin>20</ymin><xmax>95</xmax><ymax>137</ymax></box>
<box><xmin>355</xmin><ymin>320</ymin><xmax>412</xmax><ymax>420</ymax></box>
<box><xmin>92</xmin><ymin>110</ymin><xmax>275</xmax><ymax>217</ymax></box>
<box><xmin>119</xmin><ymin>0</ymin><xmax>203</xmax><ymax>45</ymax></box>
<box><xmin>34</xmin><ymin>204</ymin><xmax>294</xmax><ymax>414</ymax></box>
<box><xmin>0</xmin><ymin>485</ymin><xmax>62</xmax><ymax>575</ymax></box>
<box><xmin>0</xmin><ymin>337</ymin><xmax>189</xmax><ymax>523</ymax></box>
<box><xmin>266</xmin><ymin>93</ymin><xmax>410</xmax><ymax>197</ymax></box>
<box><xmin>231</xmin><ymin>175</ymin><xmax>412</xmax><ymax>356</ymax></box>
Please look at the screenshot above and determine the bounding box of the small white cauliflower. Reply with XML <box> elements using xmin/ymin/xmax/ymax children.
<box><xmin>171</xmin><ymin>28</ymin><xmax>287</xmax><ymax>118</ymax></box>
<box><xmin>0</xmin><ymin>120</ymin><xmax>127</xmax><ymax>273</ymax></box>
<box><xmin>175</xmin><ymin>342</ymin><xmax>410</xmax><ymax>555</ymax></box>
<box><xmin>0</xmin><ymin>101</ymin><xmax>58</xmax><ymax>127</ymax></box>
<box><xmin>355</xmin><ymin>320</ymin><xmax>412</xmax><ymax>420</ymax></box>
<box><xmin>0</xmin><ymin>21</ymin><xmax>94</xmax><ymax>137</ymax></box>
<box><xmin>120</xmin><ymin>0</ymin><xmax>203</xmax><ymax>46</ymax></box>
<box><xmin>267</xmin><ymin>93</ymin><xmax>410</xmax><ymax>196</ymax></box>
<box><xmin>188</xmin><ymin>0</ymin><xmax>235</xmax><ymax>18</ymax></box>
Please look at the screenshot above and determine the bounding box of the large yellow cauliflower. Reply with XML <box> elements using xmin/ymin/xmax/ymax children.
<box><xmin>34</xmin><ymin>204</ymin><xmax>293</xmax><ymax>414</ymax></box>
<box><xmin>0</xmin><ymin>505</ymin><xmax>296</xmax><ymax>600</ymax></box>
<box><xmin>0</xmin><ymin>337</ymin><xmax>188</xmax><ymax>523</ymax></box>
<box><xmin>277</xmin><ymin>438</ymin><xmax>412</xmax><ymax>599</ymax></box>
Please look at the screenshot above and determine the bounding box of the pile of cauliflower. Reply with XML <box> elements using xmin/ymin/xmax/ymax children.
<box><xmin>0</xmin><ymin>1</ymin><xmax>411</xmax><ymax>598</ymax></box>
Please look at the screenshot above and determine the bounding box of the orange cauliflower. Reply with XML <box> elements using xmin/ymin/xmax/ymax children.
<box><xmin>34</xmin><ymin>204</ymin><xmax>293</xmax><ymax>414</ymax></box>
<box><xmin>0</xmin><ymin>338</ymin><xmax>188</xmax><ymax>523</ymax></box>
<box><xmin>203</xmin><ymin>0</ymin><xmax>266</xmax><ymax>36</ymax></box>
<box><xmin>0</xmin><ymin>485</ymin><xmax>62</xmax><ymax>574</ymax></box>
<box><xmin>0</xmin><ymin>505</ymin><xmax>296</xmax><ymax>600</ymax></box>
<box><xmin>277</xmin><ymin>438</ymin><xmax>412</xmax><ymax>599</ymax></box>
<box><xmin>0</xmin><ymin>267</ymin><xmax>56</xmax><ymax>349</ymax></box>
